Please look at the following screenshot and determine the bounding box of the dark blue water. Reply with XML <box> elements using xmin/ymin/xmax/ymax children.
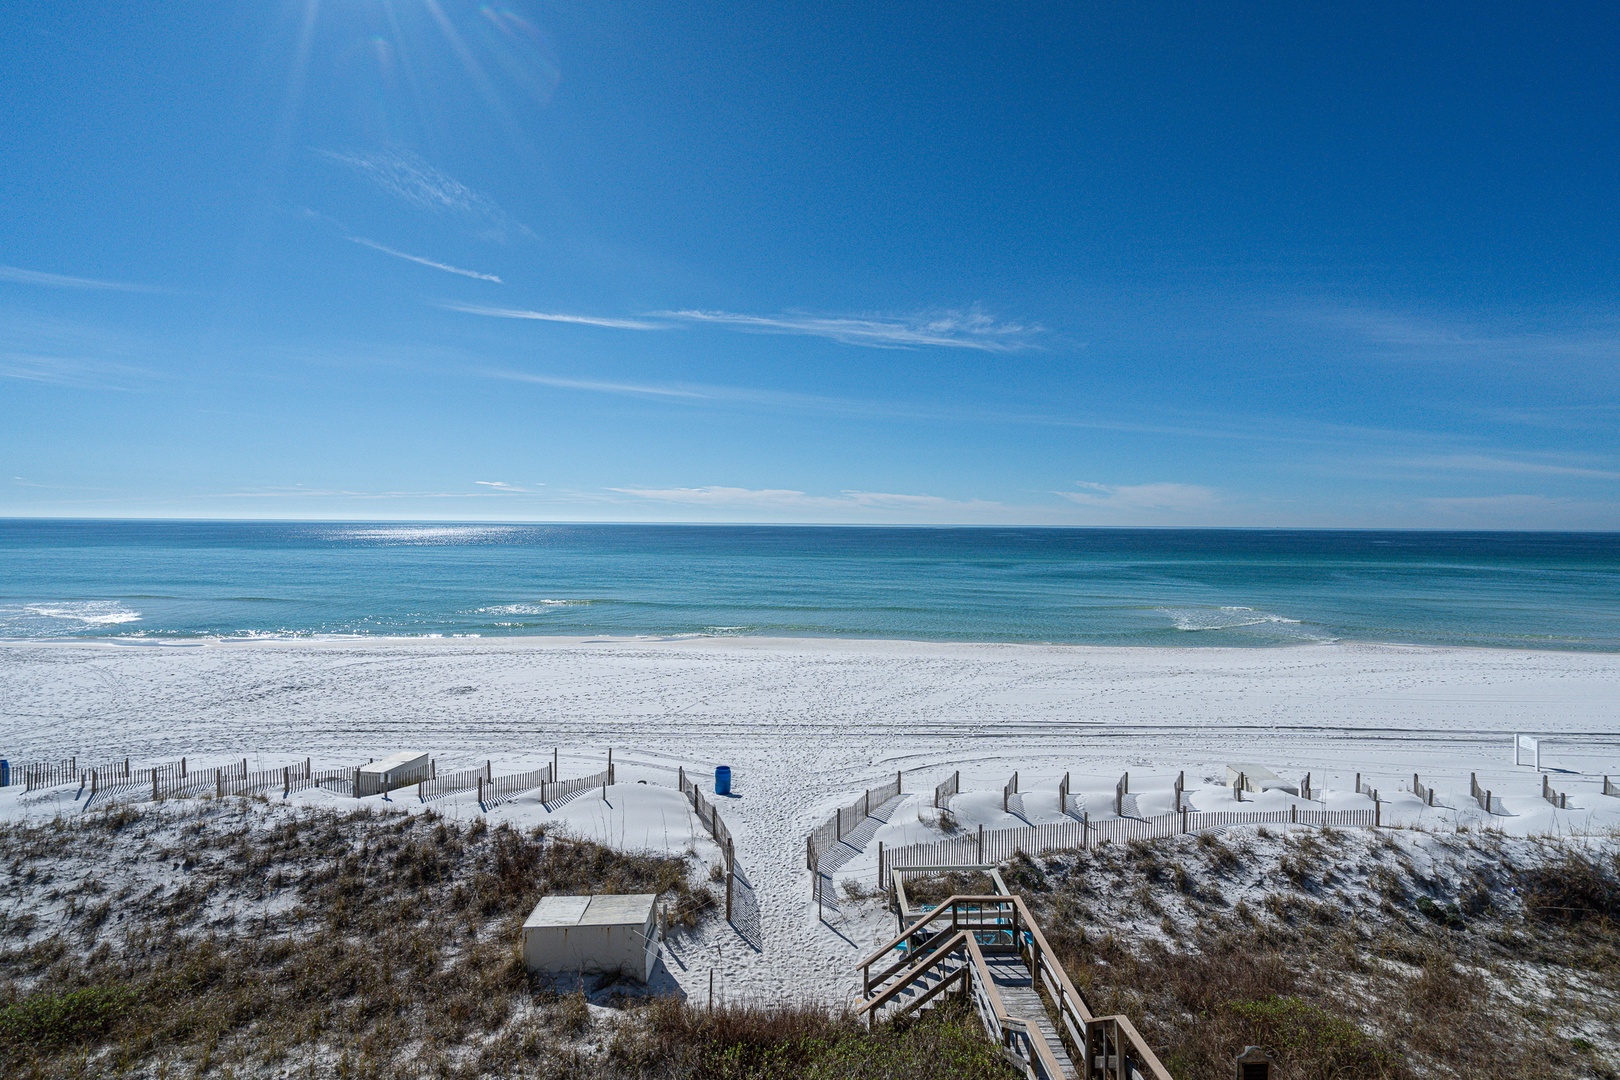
<box><xmin>1</xmin><ymin>521</ymin><xmax>1617</xmax><ymax>650</ymax></box>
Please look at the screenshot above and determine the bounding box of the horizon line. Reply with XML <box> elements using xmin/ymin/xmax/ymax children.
<box><xmin>0</xmin><ymin>514</ymin><xmax>1615</xmax><ymax>535</ymax></box>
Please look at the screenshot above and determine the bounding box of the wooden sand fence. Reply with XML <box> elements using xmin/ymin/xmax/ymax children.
<box><xmin>879</xmin><ymin>806</ymin><xmax>1376</xmax><ymax>888</ymax></box>
<box><xmin>479</xmin><ymin>764</ymin><xmax>552</xmax><ymax>808</ymax></box>
<box><xmin>538</xmin><ymin>762</ymin><xmax>614</xmax><ymax>806</ymax></box>
<box><xmin>807</xmin><ymin>773</ymin><xmax>903</xmax><ymax>872</ymax></box>
<box><xmin>1412</xmin><ymin>773</ymin><xmax>1439</xmax><ymax>807</ymax></box>
<box><xmin>289</xmin><ymin>765</ymin><xmax>362</xmax><ymax>798</ymax></box>
<box><xmin>1469</xmin><ymin>772</ymin><xmax>1510</xmax><ymax>816</ymax></box>
<box><xmin>82</xmin><ymin>758</ymin><xmax>188</xmax><ymax>810</ymax></box>
<box><xmin>419</xmin><ymin>763</ymin><xmax>491</xmax><ymax>803</ymax></box>
<box><xmin>677</xmin><ymin>766</ymin><xmax>737</xmax><ymax>920</ymax></box>
<box><xmin>82</xmin><ymin>758</ymin><xmax>340</xmax><ymax>809</ymax></box>
<box><xmin>14</xmin><ymin>758</ymin><xmax>79</xmax><ymax>792</ymax></box>
<box><xmin>933</xmin><ymin>770</ymin><xmax>960</xmax><ymax>809</ymax></box>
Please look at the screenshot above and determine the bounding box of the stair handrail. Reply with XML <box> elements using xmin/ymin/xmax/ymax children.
<box><xmin>856</xmin><ymin>893</ymin><xmax>1173</xmax><ymax>1080</ymax></box>
<box><xmin>1087</xmin><ymin>1013</ymin><xmax>1173</xmax><ymax>1080</ymax></box>
<box><xmin>857</xmin><ymin>928</ymin><xmax>972</xmax><ymax>1018</ymax></box>
<box><xmin>962</xmin><ymin>933</ymin><xmax>1069</xmax><ymax>1080</ymax></box>
<box><xmin>856</xmin><ymin>894</ymin><xmax>1018</xmax><ymax>979</ymax></box>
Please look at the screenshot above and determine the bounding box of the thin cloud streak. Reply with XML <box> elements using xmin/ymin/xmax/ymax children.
<box><xmin>653</xmin><ymin>308</ymin><xmax>1038</xmax><ymax>351</ymax></box>
<box><xmin>349</xmin><ymin>238</ymin><xmax>502</xmax><ymax>283</ymax></box>
<box><xmin>0</xmin><ymin>265</ymin><xmax>152</xmax><ymax>292</ymax></box>
<box><xmin>1399</xmin><ymin>453</ymin><xmax>1620</xmax><ymax>481</ymax></box>
<box><xmin>319</xmin><ymin>148</ymin><xmax>532</xmax><ymax>240</ymax></box>
<box><xmin>1300</xmin><ymin>305</ymin><xmax>1620</xmax><ymax>363</ymax></box>
<box><xmin>480</xmin><ymin>368</ymin><xmax>710</xmax><ymax>399</ymax></box>
<box><xmin>446</xmin><ymin>304</ymin><xmax>667</xmax><ymax>330</ymax></box>
<box><xmin>0</xmin><ymin>353</ymin><xmax>157</xmax><ymax>391</ymax></box>
<box><xmin>1057</xmin><ymin>481</ymin><xmax>1220</xmax><ymax>511</ymax></box>
<box><xmin>448</xmin><ymin>299</ymin><xmax>1038</xmax><ymax>349</ymax></box>
<box><xmin>608</xmin><ymin>485</ymin><xmax>1003</xmax><ymax>513</ymax></box>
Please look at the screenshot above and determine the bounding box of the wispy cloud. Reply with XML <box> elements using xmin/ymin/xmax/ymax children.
<box><xmin>445</xmin><ymin>304</ymin><xmax>666</xmax><ymax>330</ymax></box>
<box><xmin>1397</xmin><ymin>453</ymin><xmax>1620</xmax><ymax>481</ymax></box>
<box><xmin>653</xmin><ymin>308</ymin><xmax>1039</xmax><ymax>351</ymax></box>
<box><xmin>319</xmin><ymin>148</ymin><xmax>531</xmax><ymax>239</ymax></box>
<box><xmin>1301</xmin><ymin>305</ymin><xmax>1620</xmax><ymax>363</ymax></box>
<box><xmin>349</xmin><ymin>238</ymin><xmax>502</xmax><ymax>283</ymax></box>
<box><xmin>0</xmin><ymin>265</ymin><xmax>152</xmax><ymax>292</ymax></box>
<box><xmin>1057</xmin><ymin>481</ymin><xmax>1220</xmax><ymax>511</ymax></box>
<box><xmin>609</xmin><ymin>485</ymin><xmax>1002</xmax><ymax>514</ymax></box>
<box><xmin>448</xmin><ymin>300</ymin><xmax>1038</xmax><ymax>350</ymax></box>
<box><xmin>0</xmin><ymin>353</ymin><xmax>156</xmax><ymax>390</ymax></box>
<box><xmin>474</xmin><ymin>480</ymin><xmax>542</xmax><ymax>493</ymax></box>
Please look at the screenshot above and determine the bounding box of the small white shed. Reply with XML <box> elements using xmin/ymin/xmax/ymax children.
<box><xmin>357</xmin><ymin>752</ymin><xmax>430</xmax><ymax>796</ymax></box>
<box><xmin>522</xmin><ymin>894</ymin><xmax>660</xmax><ymax>982</ymax></box>
<box><xmin>1226</xmin><ymin>763</ymin><xmax>1299</xmax><ymax>796</ymax></box>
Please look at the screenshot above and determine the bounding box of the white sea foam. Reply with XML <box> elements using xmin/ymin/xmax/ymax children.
<box><xmin>1160</xmin><ymin>606</ymin><xmax>1301</xmax><ymax>632</ymax></box>
<box><xmin>477</xmin><ymin>601</ymin><xmax>592</xmax><ymax>616</ymax></box>
<box><xmin>13</xmin><ymin>601</ymin><xmax>142</xmax><ymax>626</ymax></box>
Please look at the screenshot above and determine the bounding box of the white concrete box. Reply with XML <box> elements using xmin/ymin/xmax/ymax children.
<box><xmin>522</xmin><ymin>894</ymin><xmax>660</xmax><ymax>982</ymax></box>
<box><xmin>1226</xmin><ymin>763</ymin><xmax>1299</xmax><ymax>796</ymax></box>
<box><xmin>357</xmin><ymin>752</ymin><xmax>430</xmax><ymax>796</ymax></box>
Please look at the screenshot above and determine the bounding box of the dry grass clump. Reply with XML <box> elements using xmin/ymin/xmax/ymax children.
<box><xmin>0</xmin><ymin>802</ymin><xmax>716</xmax><ymax>1078</ymax></box>
<box><xmin>897</xmin><ymin>869</ymin><xmax>997</xmax><ymax>906</ymax></box>
<box><xmin>607</xmin><ymin>996</ymin><xmax>1016</xmax><ymax>1079</ymax></box>
<box><xmin>1027</xmin><ymin>829</ymin><xmax>1620</xmax><ymax>1080</ymax></box>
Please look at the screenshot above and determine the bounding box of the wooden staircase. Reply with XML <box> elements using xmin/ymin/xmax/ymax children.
<box><xmin>855</xmin><ymin>894</ymin><xmax>1172</xmax><ymax>1080</ymax></box>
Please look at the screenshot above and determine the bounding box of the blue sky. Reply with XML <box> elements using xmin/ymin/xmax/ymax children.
<box><xmin>2</xmin><ymin>0</ymin><xmax>1618</xmax><ymax>526</ymax></box>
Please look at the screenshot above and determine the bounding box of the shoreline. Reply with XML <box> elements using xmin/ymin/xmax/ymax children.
<box><xmin>1</xmin><ymin>631</ymin><xmax>1617</xmax><ymax>658</ymax></box>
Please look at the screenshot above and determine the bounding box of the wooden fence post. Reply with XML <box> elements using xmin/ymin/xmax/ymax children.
<box><xmin>1122</xmin><ymin>771</ymin><xmax>1128</xmax><ymax>794</ymax></box>
<box><xmin>285</xmin><ymin>767</ymin><xmax>291</xmax><ymax>798</ymax></box>
<box><xmin>1375</xmin><ymin>796</ymin><xmax>1382</xmax><ymax>827</ymax></box>
<box><xmin>354</xmin><ymin>766</ymin><xmax>361</xmax><ymax>799</ymax></box>
<box><xmin>725</xmin><ymin>838</ymin><xmax>734</xmax><ymax>921</ymax></box>
<box><xmin>878</xmin><ymin>841</ymin><xmax>884</xmax><ymax>886</ymax></box>
<box><xmin>977</xmin><ymin>824</ymin><xmax>984</xmax><ymax>862</ymax></box>
<box><xmin>216</xmin><ymin>771</ymin><xmax>222</xmax><ymax>799</ymax></box>
<box><xmin>553</xmin><ymin>747</ymin><xmax>558</xmax><ymax>780</ymax></box>
<box><xmin>478</xmin><ymin>777</ymin><xmax>484</xmax><ymax>805</ymax></box>
<box><xmin>152</xmin><ymin>771</ymin><xmax>159</xmax><ymax>801</ymax></box>
<box><xmin>305</xmin><ymin>758</ymin><xmax>311</xmax><ymax>779</ymax></box>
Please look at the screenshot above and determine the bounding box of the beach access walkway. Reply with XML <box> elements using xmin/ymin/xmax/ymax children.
<box><xmin>855</xmin><ymin>892</ymin><xmax>1171</xmax><ymax>1080</ymax></box>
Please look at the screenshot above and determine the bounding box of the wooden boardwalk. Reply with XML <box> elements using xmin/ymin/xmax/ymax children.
<box><xmin>981</xmin><ymin>953</ymin><xmax>1076</xmax><ymax>1077</ymax></box>
<box><xmin>856</xmin><ymin>894</ymin><xmax>1171</xmax><ymax>1080</ymax></box>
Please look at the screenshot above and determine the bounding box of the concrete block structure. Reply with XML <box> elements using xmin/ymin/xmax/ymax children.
<box><xmin>357</xmin><ymin>752</ymin><xmax>430</xmax><ymax>796</ymax></box>
<box><xmin>522</xmin><ymin>894</ymin><xmax>660</xmax><ymax>982</ymax></box>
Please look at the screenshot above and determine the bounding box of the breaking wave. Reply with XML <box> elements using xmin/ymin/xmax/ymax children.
<box><xmin>477</xmin><ymin>600</ymin><xmax>594</xmax><ymax>616</ymax></box>
<box><xmin>1160</xmin><ymin>606</ymin><xmax>1302</xmax><ymax>632</ymax></box>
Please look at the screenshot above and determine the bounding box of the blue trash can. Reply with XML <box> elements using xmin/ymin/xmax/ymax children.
<box><xmin>715</xmin><ymin>765</ymin><xmax>732</xmax><ymax>796</ymax></box>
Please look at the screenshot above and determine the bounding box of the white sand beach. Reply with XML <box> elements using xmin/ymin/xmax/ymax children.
<box><xmin>3</xmin><ymin>635</ymin><xmax>1619</xmax><ymax>1004</ymax></box>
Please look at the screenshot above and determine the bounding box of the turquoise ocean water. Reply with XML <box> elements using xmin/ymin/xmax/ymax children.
<box><xmin>0</xmin><ymin>521</ymin><xmax>1617</xmax><ymax>650</ymax></box>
